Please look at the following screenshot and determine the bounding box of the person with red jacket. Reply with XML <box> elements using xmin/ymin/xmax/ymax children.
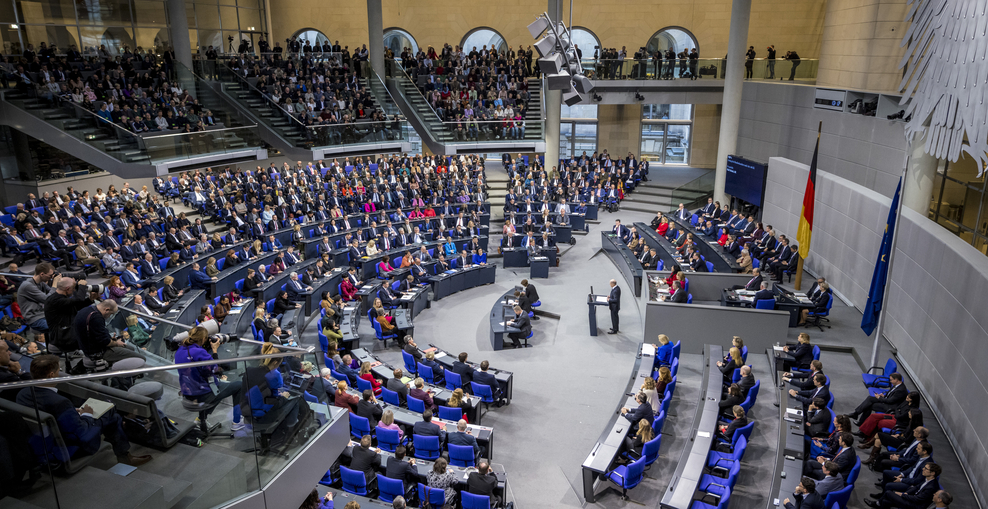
<box><xmin>359</xmin><ymin>362</ymin><xmax>382</xmax><ymax>396</ymax></box>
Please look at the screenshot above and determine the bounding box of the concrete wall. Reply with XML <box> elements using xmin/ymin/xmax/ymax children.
<box><xmin>268</xmin><ymin>0</ymin><xmax>826</xmax><ymax>60</ymax></box>
<box><xmin>3</xmin><ymin>175</ymin><xmax>157</xmax><ymax>208</ymax></box>
<box><xmin>596</xmin><ymin>105</ymin><xmax>642</xmax><ymax>158</ymax></box>
<box><xmin>763</xmin><ymin>157</ymin><xmax>988</xmax><ymax>502</ymax></box>
<box><xmin>691</xmin><ymin>104</ymin><xmax>721</xmax><ymax>168</ymax></box>
<box><xmin>644</xmin><ymin>301</ymin><xmax>790</xmax><ymax>355</ymax></box>
<box><xmin>816</xmin><ymin>0</ymin><xmax>909</xmax><ymax>92</ymax></box>
<box><xmin>736</xmin><ymin>81</ymin><xmax>909</xmax><ymax>200</ymax></box>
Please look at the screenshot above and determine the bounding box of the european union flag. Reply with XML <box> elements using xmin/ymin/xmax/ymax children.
<box><xmin>861</xmin><ymin>178</ymin><xmax>902</xmax><ymax>336</ymax></box>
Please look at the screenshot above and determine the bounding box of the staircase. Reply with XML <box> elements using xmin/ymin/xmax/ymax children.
<box><xmin>620</xmin><ymin>177</ymin><xmax>712</xmax><ymax>214</ymax></box>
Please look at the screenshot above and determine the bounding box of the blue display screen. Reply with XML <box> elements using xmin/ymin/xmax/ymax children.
<box><xmin>725</xmin><ymin>155</ymin><xmax>768</xmax><ymax>207</ymax></box>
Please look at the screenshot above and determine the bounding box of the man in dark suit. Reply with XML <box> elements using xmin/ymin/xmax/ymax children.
<box><xmin>473</xmin><ymin>360</ymin><xmax>503</xmax><ymax>405</ymax></box>
<box><xmin>467</xmin><ymin>461</ymin><xmax>501</xmax><ymax>507</ymax></box>
<box><xmin>385</xmin><ymin>445</ymin><xmax>419</xmax><ymax>486</ymax></box>
<box><xmin>736</xmin><ymin>366</ymin><xmax>756</xmax><ymax>398</ymax></box>
<box><xmin>505</xmin><ymin>305</ymin><xmax>531</xmax><ymax>348</ymax></box>
<box><xmin>805</xmin><ymin>432</ymin><xmax>855</xmax><ymax>480</ymax></box>
<box><xmin>356</xmin><ymin>390</ymin><xmax>383</xmax><ymax>428</ymax></box>
<box><xmin>872</xmin><ymin>427</ymin><xmax>929</xmax><ymax>472</ymax></box>
<box><xmin>16</xmin><ymin>355</ymin><xmax>152</xmax><ymax>466</ymax></box>
<box><xmin>452</xmin><ymin>352</ymin><xmax>476</xmax><ymax>387</ymax></box>
<box><xmin>607</xmin><ymin>279</ymin><xmax>621</xmax><ymax>334</ymax></box>
<box><xmin>412</xmin><ymin>409</ymin><xmax>446</xmax><ymax>444</ymax></box>
<box><xmin>805</xmin><ymin>398</ymin><xmax>832</xmax><ymax>437</ymax></box>
<box><xmin>784</xmin><ymin>360</ymin><xmax>825</xmax><ymax>390</ymax></box>
<box><xmin>386</xmin><ymin>368</ymin><xmax>410</xmax><ymax>404</ymax></box>
<box><xmin>866</xmin><ymin>463</ymin><xmax>941</xmax><ymax>509</ymax></box>
<box><xmin>612</xmin><ymin>219</ymin><xmax>630</xmax><ymax>243</ymax></box>
<box><xmin>447</xmin><ymin>419</ymin><xmax>484</xmax><ymax>462</ymax></box>
<box><xmin>815</xmin><ymin>461</ymin><xmax>845</xmax><ymax>497</ymax></box>
<box><xmin>789</xmin><ymin>373</ymin><xmax>830</xmax><ymax>411</ymax></box>
<box><xmin>669</xmin><ymin>281</ymin><xmax>688</xmax><ymax>303</ymax></box>
<box><xmin>849</xmin><ymin>373</ymin><xmax>907</xmax><ymax>424</ymax></box>
<box><xmin>753</xmin><ymin>281</ymin><xmax>775</xmax><ymax>301</ymax></box>
<box><xmin>521</xmin><ymin>279</ymin><xmax>539</xmax><ymax>305</ymax></box>
<box><xmin>876</xmin><ymin>441</ymin><xmax>934</xmax><ymax>492</ymax></box>
<box><xmin>620</xmin><ymin>392</ymin><xmax>654</xmax><ymax>427</ymax></box>
<box><xmin>403</xmin><ymin>337</ymin><xmax>422</xmax><ymax>363</ymax></box>
<box><xmin>348</xmin><ymin>435</ymin><xmax>381</xmax><ymax>483</ymax></box>
<box><xmin>783</xmin><ymin>477</ymin><xmax>826</xmax><ymax>509</ymax></box>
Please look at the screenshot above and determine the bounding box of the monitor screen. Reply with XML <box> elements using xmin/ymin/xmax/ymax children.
<box><xmin>725</xmin><ymin>155</ymin><xmax>768</xmax><ymax>207</ymax></box>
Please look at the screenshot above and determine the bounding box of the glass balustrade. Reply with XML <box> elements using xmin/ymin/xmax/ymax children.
<box><xmin>581</xmin><ymin>57</ymin><xmax>818</xmax><ymax>81</ymax></box>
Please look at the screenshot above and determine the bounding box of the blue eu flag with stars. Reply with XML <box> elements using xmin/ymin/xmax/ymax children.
<box><xmin>861</xmin><ymin>177</ymin><xmax>902</xmax><ymax>336</ymax></box>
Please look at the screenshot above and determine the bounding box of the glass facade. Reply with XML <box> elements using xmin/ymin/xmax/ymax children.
<box><xmin>641</xmin><ymin>104</ymin><xmax>693</xmax><ymax>164</ymax></box>
<box><xmin>384</xmin><ymin>27</ymin><xmax>417</xmax><ymax>57</ymax></box>
<box><xmin>0</xmin><ymin>0</ymin><xmax>264</xmax><ymax>56</ymax></box>
<box><xmin>929</xmin><ymin>156</ymin><xmax>988</xmax><ymax>255</ymax></box>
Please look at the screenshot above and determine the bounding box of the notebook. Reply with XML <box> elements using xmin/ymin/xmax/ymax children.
<box><xmin>83</xmin><ymin>398</ymin><xmax>115</xmax><ymax>419</ymax></box>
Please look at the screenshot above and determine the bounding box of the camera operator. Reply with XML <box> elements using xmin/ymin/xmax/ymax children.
<box><xmin>73</xmin><ymin>299</ymin><xmax>146</xmax><ymax>367</ymax></box>
<box><xmin>44</xmin><ymin>276</ymin><xmax>97</xmax><ymax>354</ymax></box>
<box><xmin>16</xmin><ymin>263</ymin><xmax>58</xmax><ymax>343</ymax></box>
<box><xmin>175</xmin><ymin>326</ymin><xmax>245</xmax><ymax>433</ymax></box>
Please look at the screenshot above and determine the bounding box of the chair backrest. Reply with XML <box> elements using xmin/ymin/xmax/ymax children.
<box><xmin>317</xmin><ymin>331</ymin><xmax>329</xmax><ymax>353</ymax></box>
<box><xmin>731</xmin><ymin>435</ymin><xmax>748</xmax><ymax>461</ymax></box>
<box><xmin>355</xmin><ymin>377</ymin><xmax>373</xmax><ymax>393</ymax></box>
<box><xmin>266</xmin><ymin>299</ymin><xmax>275</xmax><ymax>313</ymax></box>
<box><xmin>375</xmin><ymin>425</ymin><xmax>402</xmax><ymax>452</ymax></box>
<box><xmin>885</xmin><ymin>358</ymin><xmax>898</xmax><ymax>375</ymax></box>
<box><xmin>235</xmin><ymin>279</ymin><xmax>244</xmax><ymax>291</ymax></box>
<box><xmin>412</xmin><ymin>434</ymin><xmax>441</xmax><ymax>460</ymax></box>
<box><xmin>461</xmin><ymin>492</ymin><xmax>491</xmax><ymax>509</ymax></box>
<box><xmin>339</xmin><ymin>466</ymin><xmax>368</xmax><ymax>495</ymax></box>
<box><xmin>754</xmin><ymin>299</ymin><xmax>775</xmax><ymax>310</ymax></box>
<box><xmin>652</xmin><ymin>410</ymin><xmax>666</xmax><ymax>435</ymax></box>
<box><xmin>641</xmin><ymin>435</ymin><xmax>662</xmax><ymax>467</ymax></box>
<box><xmin>407</xmin><ymin>395</ymin><xmax>425</xmax><ymax>413</ymax></box>
<box><xmin>665</xmin><ymin>377</ymin><xmax>677</xmax><ymax>398</ymax></box>
<box><xmin>444</xmin><ymin>369</ymin><xmax>462</xmax><ymax>390</ymax></box>
<box><xmin>448</xmin><ymin>443</ymin><xmax>476</xmax><ymax>467</ymax></box>
<box><xmin>846</xmin><ymin>456</ymin><xmax>862</xmax><ymax>486</ymax></box>
<box><xmin>438</xmin><ymin>405</ymin><xmax>462</xmax><ymax>421</ymax></box>
<box><xmin>740</xmin><ymin>346</ymin><xmax>748</xmax><ymax>362</ymax></box>
<box><xmin>670</xmin><ymin>357</ymin><xmax>680</xmax><ymax>378</ymax></box>
<box><xmin>687</xmin><ymin>294</ymin><xmax>693</xmax><ymax>304</ymax></box>
<box><xmin>660</xmin><ymin>391</ymin><xmax>672</xmax><ymax>415</ymax></box>
<box><xmin>417</xmin><ymin>483</ymin><xmax>446</xmax><ymax>508</ymax></box>
<box><xmin>823</xmin><ymin>483</ymin><xmax>853</xmax><ymax>509</ymax></box>
<box><xmin>672</xmin><ymin>340</ymin><xmax>681</xmax><ymax>360</ymax></box>
<box><xmin>732</xmin><ymin>421</ymin><xmax>755</xmax><ymax>445</ymax></box>
<box><xmin>349</xmin><ymin>414</ymin><xmax>371</xmax><ymax>439</ymax></box>
<box><xmin>380</xmin><ymin>387</ymin><xmax>400</xmax><ymax>406</ymax></box>
<box><xmin>621</xmin><ymin>456</ymin><xmax>646</xmax><ymax>488</ymax></box>
<box><xmin>470</xmin><ymin>382</ymin><xmax>494</xmax><ymax>403</ymax></box>
<box><xmin>705</xmin><ymin>261</ymin><xmax>715</xmax><ymax>272</ymax></box>
<box><xmin>377</xmin><ymin>475</ymin><xmax>405</xmax><ymax>504</ymax></box>
<box><xmin>417</xmin><ymin>362</ymin><xmax>436</xmax><ymax>384</ymax></box>
<box><xmin>748</xmin><ymin>380</ymin><xmax>760</xmax><ymax>403</ymax></box>
<box><xmin>216</xmin><ymin>258</ymin><xmax>225</xmax><ymax>271</ymax></box>
<box><xmin>401</xmin><ymin>350</ymin><xmax>418</xmax><ymax>374</ymax></box>
<box><xmin>812</xmin><ymin>345</ymin><xmax>821</xmax><ymax>361</ymax></box>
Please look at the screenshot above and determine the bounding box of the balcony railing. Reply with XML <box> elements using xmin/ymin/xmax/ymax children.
<box><xmin>581</xmin><ymin>57</ymin><xmax>818</xmax><ymax>82</ymax></box>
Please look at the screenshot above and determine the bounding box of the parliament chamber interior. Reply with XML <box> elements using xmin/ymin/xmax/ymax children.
<box><xmin>0</xmin><ymin>1</ymin><xmax>985</xmax><ymax>509</ymax></box>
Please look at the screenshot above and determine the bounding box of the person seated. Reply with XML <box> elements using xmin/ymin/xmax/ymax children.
<box><xmin>716</xmin><ymin>405</ymin><xmax>749</xmax><ymax>447</ymax></box>
<box><xmin>804</xmin><ymin>432</ymin><xmax>855</xmax><ymax>481</ymax></box>
<box><xmin>447</xmin><ymin>418</ymin><xmax>484</xmax><ymax>462</ymax></box>
<box><xmin>805</xmin><ymin>397</ymin><xmax>833</xmax><ymax>438</ymax></box>
<box><xmin>717</xmin><ymin>347</ymin><xmax>743</xmax><ymax>383</ymax></box>
<box><xmin>355</xmin><ymin>389</ymin><xmax>383</xmax><ymax>428</ymax></box>
<box><xmin>619</xmin><ymin>392</ymin><xmax>654</xmax><ymax>427</ymax></box>
<box><xmin>784</xmin><ymin>332</ymin><xmax>815</xmax><ymax>368</ymax></box>
<box><xmin>16</xmin><ymin>354</ymin><xmax>152</xmax><ymax>465</ymax></box>
<box><xmin>814</xmin><ymin>460</ymin><xmax>846</xmax><ymax>497</ymax></box>
<box><xmin>336</xmin><ymin>354</ymin><xmax>360</xmax><ymax>384</ymax></box>
<box><xmin>788</xmin><ymin>373</ymin><xmax>830</xmax><ymax>412</ymax></box>
<box><xmin>333</xmin><ymin>381</ymin><xmax>359</xmax><ymax>412</ymax></box>
<box><xmin>640</xmin><ymin>377</ymin><xmax>661</xmax><ymax>414</ymax></box>
<box><xmin>385</xmin><ymin>445</ymin><xmax>418</xmax><ymax>487</ymax></box>
<box><xmin>865</xmin><ymin>463</ymin><xmax>941</xmax><ymax>509</ymax></box>
<box><xmin>652</xmin><ymin>333</ymin><xmax>673</xmax><ymax>367</ymax></box>
<box><xmin>848</xmin><ymin>373</ymin><xmax>907</xmax><ymax>426</ymax></box>
<box><xmin>622</xmin><ymin>418</ymin><xmax>655</xmax><ymax>459</ymax></box>
<box><xmin>412</xmin><ymin>409</ymin><xmax>446</xmax><ymax>443</ymax></box>
<box><xmin>420</xmin><ymin>351</ymin><xmax>442</xmax><ymax>373</ymax></box>
<box><xmin>348</xmin><ymin>434</ymin><xmax>381</xmax><ymax>486</ymax></box>
<box><xmin>385</xmin><ymin>368</ymin><xmax>409</xmax><ymax>404</ymax></box>
<box><xmin>784</xmin><ymin>360</ymin><xmax>824</xmax><ymax>390</ymax></box>
<box><xmin>873</xmin><ymin>440</ymin><xmax>935</xmax><ymax>493</ymax></box>
<box><xmin>736</xmin><ymin>365</ymin><xmax>756</xmax><ymax>398</ymax></box>
<box><xmin>408</xmin><ymin>377</ymin><xmax>437</xmax><ymax>411</ymax></box>
<box><xmin>798</xmin><ymin>283</ymin><xmax>831</xmax><ymax>326</ymax></box>
<box><xmin>720</xmin><ymin>383</ymin><xmax>744</xmax><ymax>418</ymax></box>
<box><xmin>783</xmin><ymin>476</ymin><xmax>825</xmax><ymax>509</ymax></box>
<box><xmin>467</xmin><ymin>461</ymin><xmax>502</xmax><ymax>508</ymax></box>
<box><xmin>358</xmin><ymin>362</ymin><xmax>382</xmax><ymax>396</ymax></box>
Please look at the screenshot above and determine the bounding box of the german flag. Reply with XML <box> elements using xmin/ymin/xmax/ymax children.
<box><xmin>796</xmin><ymin>122</ymin><xmax>821</xmax><ymax>259</ymax></box>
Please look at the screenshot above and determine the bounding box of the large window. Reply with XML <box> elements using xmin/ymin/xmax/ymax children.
<box><xmin>559</xmin><ymin>104</ymin><xmax>597</xmax><ymax>159</ymax></box>
<box><xmin>640</xmin><ymin>103</ymin><xmax>692</xmax><ymax>164</ymax></box>
<box><xmin>569</xmin><ymin>27</ymin><xmax>599</xmax><ymax>64</ymax></box>
<box><xmin>384</xmin><ymin>27</ymin><xmax>417</xmax><ymax>58</ymax></box>
<box><xmin>293</xmin><ymin>28</ymin><xmax>329</xmax><ymax>50</ymax></box>
<box><xmin>645</xmin><ymin>27</ymin><xmax>698</xmax><ymax>56</ymax></box>
<box><xmin>461</xmin><ymin>27</ymin><xmax>506</xmax><ymax>54</ymax></box>
<box><xmin>929</xmin><ymin>155</ymin><xmax>988</xmax><ymax>255</ymax></box>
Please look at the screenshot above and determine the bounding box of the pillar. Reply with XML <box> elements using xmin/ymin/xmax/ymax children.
<box><xmin>903</xmin><ymin>132</ymin><xmax>938</xmax><ymax>214</ymax></box>
<box><xmin>367</xmin><ymin>0</ymin><xmax>384</xmax><ymax>78</ymax></box>
<box><xmin>166</xmin><ymin>0</ymin><xmax>192</xmax><ymax>70</ymax></box>
<box><xmin>713</xmin><ymin>0</ymin><xmax>752</xmax><ymax>204</ymax></box>
<box><xmin>543</xmin><ymin>0</ymin><xmax>563</xmax><ymax>171</ymax></box>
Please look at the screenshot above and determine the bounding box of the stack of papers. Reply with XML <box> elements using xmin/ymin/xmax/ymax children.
<box><xmin>595</xmin><ymin>296</ymin><xmax>609</xmax><ymax>304</ymax></box>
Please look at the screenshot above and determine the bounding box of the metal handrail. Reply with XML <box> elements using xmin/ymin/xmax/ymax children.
<box><xmin>367</xmin><ymin>67</ymin><xmax>403</xmax><ymax>117</ymax></box>
<box><xmin>0</xmin><ymin>345</ymin><xmax>316</xmax><ymax>390</ymax></box>
<box><xmin>390</xmin><ymin>62</ymin><xmax>443</xmax><ymax>123</ymax></box>
<box><xmin>216</xmin><ymin>62</ymin><xmax>307</xmax><ymax>130</ymax></box>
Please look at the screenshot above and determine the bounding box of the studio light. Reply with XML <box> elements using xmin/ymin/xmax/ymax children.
<box><xmin>526</xmin><ymin>12</ymin><xmax>594</xmax><ymax>104</ymax></box>
<box><xmin>534</xmin><ymin>35</ymin><xmax>556</xmax><ymax>58</ymax></box>
<box><xmin>538</xmin><ymin>53</ymin><xmax>564</xmax><ymax>75</ymax></box>
<box><xmin>528</xmin><ymin>17</ymin><xmax>550</xmax><ymax>39</ymax></box>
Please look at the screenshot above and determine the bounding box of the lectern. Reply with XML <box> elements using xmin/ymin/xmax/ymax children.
<box><xmin>587</xmin><ymin>291</ymin><xmax>610</xmax><ymax>336</ymax></box>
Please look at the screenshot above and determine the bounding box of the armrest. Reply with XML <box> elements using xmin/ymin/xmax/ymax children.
<box><xmin>865</xmin><ymin>366</ymin><xmax>885</xmax><ymax>375</ymax></box>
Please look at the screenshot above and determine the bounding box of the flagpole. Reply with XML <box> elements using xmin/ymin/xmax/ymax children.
<box><xmin>869</xmin><ymin>162</ymin><xmax>909</xmax><ymax>369</ymax></box>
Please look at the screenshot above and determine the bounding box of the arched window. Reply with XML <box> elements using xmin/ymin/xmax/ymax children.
<box><xmin>645</xmin><ymin>27</ymin><xmax>698</xmax><ymax>56</ymax></box>
<box><xmin>569</xmin><ymin>27</ymin><xmax>600</xmax><ymax>62</ymax></box>
<box><xmin>293</xmin><ymin>28</ymin><xmax>330</xmax><ymax>50</ymax></box>
<box><xmin>384</xmin><ymin>28</ymin><xmax>418</xmax><ymax>58</ymax></box>
<box><xmin>461</xmin><ymin>28</ymin><xmax>507</xmax><ymax>55</ymax></box>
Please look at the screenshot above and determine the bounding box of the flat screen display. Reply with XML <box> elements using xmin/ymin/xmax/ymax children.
<box><xmin>725</xmin><ymin>155</ymin><xmax>768</xmax><ymax>207</ymax></box>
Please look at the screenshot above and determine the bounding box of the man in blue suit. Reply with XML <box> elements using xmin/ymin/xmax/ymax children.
<box><xmin>189</xmin><ymin>262</ymin><xmax>215</xmax><ymax>290</ymax></box>
<box><xmin>286</xmin><ymin>272</ymin><xmax>311</xmax><ymax>301</ymax></box>
<box><xmin>16</xmin><ymin>355</ymin><xmax>152</xmax><ymax>466</ymax></box>
<box><xmin>472</xmin><ymin>360</ymin><xmax>503</xmax><ymax>405</ymax></box>
<box><xmin>620</xmin><ymin>392</ymin><xmax>654</xmax><ymax>427</ymax></box>
<box><xmin>866</xmin><ymin>463</ymin><xmax>941</xmax><ymax>509</ymax></box>
<box><xmin>412</xmin><ymin>409</ymin><xmax>447</xmax><ymax>444</ymax></box>
<box><xmin>447</xmin><ymin>419</ymin><xmax>484</xmax><ymax>462</ymax></box>
<box><xmin>120</xmin><ymin>263</ymin><xmax>147</xmax><ymax>288</ymax></box>
<box><xmin>612</xmin><ymin>219</ymin><xmax>630</xmax><ymax>243</ymax></box>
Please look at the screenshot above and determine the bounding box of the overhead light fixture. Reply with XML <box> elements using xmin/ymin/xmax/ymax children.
<box><xmin>10</xmin><ymin>24</ymin><xmax>18</xmax><ymax>29</ymax></box>
<box><xmin>534</xmin><ymin>35</ymin><xmax>556</xmax><ymax>58</ymax></box>
<box><xmin>547</xmin><ymin>71</ymin><xmax>572</xmax><ymax>90</ymax></box>
<box><xmin>563</xmin><ymin>90</ymin><xmax>584</xmax><ymax>106</ymax></box>
<box><xmin>538</xmin><ymin>53</ymin><xmax>564</xmax><ymax>75</ymax></box>
<box><xmin>572</xmin><ymin>75</ymin><xmax>593</xmax><ymax>95</ymax></box>
<box><xmin>527</xmin><ymin>17</ymin><xmax>550</xmax><ymax>39</ymax></box>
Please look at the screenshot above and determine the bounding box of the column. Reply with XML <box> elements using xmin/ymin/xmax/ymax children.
<box><xmin>543</xmin><ymin>0</ymin><xmax>563</xmax><ymax>171</ymax></box>
<box><xmin>166</xmin><ymin>0</ymin><xmax>193</xmax><ymax>71</ymax></box>
<box><xmin>367</xmin><ymin>0</ymin><xmax>384</xmax><ymax>78</ymax></box>
<box><xmin>713</xmin><ymin>0</ymin><xmax>753</xmax><ymax>204</ymax></box>
<box><xmin>903</xmin><ymin>132</ymin><xmax>938</xmax><ymax>214</ymax></box>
